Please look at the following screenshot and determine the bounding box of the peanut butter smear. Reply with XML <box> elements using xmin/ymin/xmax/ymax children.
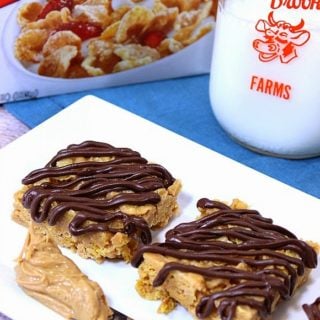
<box><xmin>15</xmin><ymin>225</ymin><xmax>113</xmax><ymax>320</ymax></box>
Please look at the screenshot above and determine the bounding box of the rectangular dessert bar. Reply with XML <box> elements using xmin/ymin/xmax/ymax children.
<box><xmin>12</xmin><ymin>140</ymin><xmax>181</xmax><ymax>262</ymax></box>
<box><xmin>132</xmin><ymin>198</ymin><xmax>318</xmax><ymax>320</ymax></box>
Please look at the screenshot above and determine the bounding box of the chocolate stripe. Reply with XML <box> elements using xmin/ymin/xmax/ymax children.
<box><xmin>21</xmin><ymin>141</ymin><xmax>175</xmax><ymax>242</ymax></box>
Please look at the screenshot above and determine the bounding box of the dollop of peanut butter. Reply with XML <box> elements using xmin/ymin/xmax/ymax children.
<box><xmin>15</xmin><ymin>225</ymin><xmax>113</xmax><ymax>320</ymax></box>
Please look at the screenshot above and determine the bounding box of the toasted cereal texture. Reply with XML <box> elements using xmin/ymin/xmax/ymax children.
<box><xmin>12</xmin><ymin>141</ymin><xmax>181</xmax><ymax>263</ymax></box>
<box><xmin>14</xmin><ymin>0</ymin><xmax>217</xmax><ymax>78</ymax></box>
<box><xmin>113</xmin><ymin>44</ymin><xmax>160</xmax><ymax>72</ymax></box>
<box><xmin>42</xmin><ymin>30</ymin><xmax>82</xmax><ymax>56</ymax></box>
<box><xmin>132</xmin><ymin>198</ymin><xmax>318</xmax><ymax>319</ymax></box>
<box><xmin>72</xmin><ymin>0</ymin><xmax>111</xmax><ymax>27</ymax></box>
<box><xmin>23</xmin><ymin>8</ymin><xmax>72</xmax><ymax>31</ymax></box>
<box><xmin>17</xmin><ymin>2</ymin><xmax>43</xmax><ymax>27</ymax></box>
<box><xmin>15</xmin><ymin>29</ymin><xmax>49</xmax><ymax>62</ymax></box>
<box><xmin>115</xmin><ymin>6</ymin><xmax>154</xmax><ymax>43</ymax></box>
<box><xmin>38</xmin><ymin>45</ymin><xmax>79</xmax><ymax>77</ymax></box>
<box><xmin>81</xmin><ymin>39</ymin><xmax>119</xmax><ymax>75</ymax></box>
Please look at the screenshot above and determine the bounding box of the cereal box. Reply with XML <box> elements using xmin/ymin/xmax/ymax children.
<box><xmin>0</xmin><ymin>0</ymin><xmax>216</xmax><ymax>103</ymax></box>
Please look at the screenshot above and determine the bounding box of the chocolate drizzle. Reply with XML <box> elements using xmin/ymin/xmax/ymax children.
<box><xmin>132</xmin><ymin>198</ymin><xmax>317</xmax><ymax>319</ymax></box>
<box><xmin>21</xmin><ymin>141</ymin><xmax>176</xmax><ymax>243</ymax></box>
<box><xmin>303</xmin><ymin>297</ymin><xmax>320</xmax><ymax>320</ymax></box>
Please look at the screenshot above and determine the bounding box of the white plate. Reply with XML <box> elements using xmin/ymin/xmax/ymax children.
<box><xmin>0</xmin><ymin>95</ymin><xmax>319</xmax><ymax>320</ymax></box>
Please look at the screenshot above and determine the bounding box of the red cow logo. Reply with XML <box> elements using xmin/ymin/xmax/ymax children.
<box><xmin>252</xmin><ymin>11</ymin><xmax>310</xmax><ymax>64</ymax></box>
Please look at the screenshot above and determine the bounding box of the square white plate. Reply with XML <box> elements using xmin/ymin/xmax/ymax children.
<box><xmin>0</xmin><ymin>95</ymin><xmax>319</xmax><ymax>320</ymax></box>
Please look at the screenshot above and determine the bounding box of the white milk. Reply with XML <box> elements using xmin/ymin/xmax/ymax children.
<box><xmin>210</xmin><ymin>0</ymin><xmax>320</xmax><ymax>158</ymax></box>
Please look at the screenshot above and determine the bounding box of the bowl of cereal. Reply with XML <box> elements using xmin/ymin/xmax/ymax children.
<box><xmin>3</xmin><ymin>0</ymin><xmax>216</xmax><ymax>92</ymax></box>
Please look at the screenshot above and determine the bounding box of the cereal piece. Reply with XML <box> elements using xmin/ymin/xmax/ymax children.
<box><xmin>113</xmin><ymin>43</ymin><xmax>160</xmax><ymax>71</ymax></box>
<box><xmin>82</xmin><ymin>39</ymin><xmax>119</xmax><ymax>75</ymax></box>
<box><xmin>112</xmin><ymin>59</ymin><xmax>140</xmax><ymax>71</ymax></box>
<box><xmin>148</xmin><ymin>5</ymin><xmax>178</xmax><ymax>34</ymax></box>
<box><xmin>38</xmin><ymin>45</ymin><xmax>78</xmax><ymax>77</ymax></box>
<box><xmin>66</xmin><ymin>63</ymin><xmax>90</xmax><ymax>78</ymax></box>
<box><xmin>158</xmin><ymin>296</ymin><xmax>176</xmax><ymax>314</ymax></box>
<box><xmin>12</xmin><ymin>141</ymin><xmax>181</xmax><ymax>262</ymax></box>
<box><xmin>42</xmin><ymin>30</ymin><xmax>81</xmax><ymax>57</ymax></box>
<box><xmin>24</xmin><ymin>8</ymin><xmax>72</xmax><ymax>31</ymax></box>
<box><xmin>15</xmin><ymin>29</ymin><xmax>49</xmax><ymax>63</ymax></box>
<box><xmin>16</xmin><ymin>224</ymin><xmax>113</xmax><ymax>320</ymax></box>
<box><xmin>110</xmin><ymin>5</ymin><xmax>131</xmax><ymax>23</ymax></box>
<box><xmin>17</xmin><ymin>2</ymin><xmax>43</xmax><ymax>27</ymax></box>
<box><xmin>158</xmin><ymin>38</ymin><xmax>183</xmax><ymax>56</ymax></box>
<box><xmin>160</xmin><ymin>0</ymin><xmax>202</xmax><ymax>11</ymax></box>
<box><xmin>195</xmin><ymin>1</ymin><xmax>214</xmax><ymax>23</ymax></box>
<box><xmin>152</xmin><ymin>0</ymin><xmax>169</xmax><ymax>13</ymax></box>
<box><xmin>114</xmin><ymin>43</ymin><xmax>159</xmax><ymax>60</ymax></box>
<box><xmin>180</xmin><ymin>1</ymin><xmax>212</xmax><ymax>25</ymax></box>
<box><xmin>100</xmin><ymin>21</ymin><xmax>121</xmax><ymax>40</ymax></box>
<box><xmin>73</xmin><ymin>0</ymin><xmax>111</xmax><ymax>27</ymax></box>
<box><xmin>184</xmin><ymin>23</ymin><xmax>213</xmax><ymax>45</ymax></box>
<box><xmin>132</xmin><ymin>198</ymin><xmax>318</xmax><ymax>319</ymax></box>
<box><xmin>81</xmin><ymin>57</ymin><xmax>104</xmax><ymax>76</ymax></box>
<box><xmin>115</xmin><ymin>6</ymin><xmax>154</xmax><ymax>43</ymax></box>
<box><xmin>229</xmin><ymin>198</ymin><xmax>249</xmax><ymax>210</ymax></box>
<box><xmin>175</xmin><ymin>10</ymin><xmax>200</xmax><ymax>29</ymax></box>
<box><xmin>173</xmin><ymin>1</ymin><xmax>214</xmax><ymax>44</ymax></box>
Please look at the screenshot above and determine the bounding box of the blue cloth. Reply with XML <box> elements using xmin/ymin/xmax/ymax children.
<box><xmin>4</xmin><ymin>75</ymin><xmax>320</xmax><ymax>198</ymax></box>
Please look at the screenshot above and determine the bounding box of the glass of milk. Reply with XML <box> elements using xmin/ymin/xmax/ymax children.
<box><xmin>210</xmin><ymin>0</ymin><xmax>320</xmax><ymax>158</ymax></box>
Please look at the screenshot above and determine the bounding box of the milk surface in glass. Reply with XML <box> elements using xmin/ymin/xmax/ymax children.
<box><xmin>210</xmin><ymin>0</ymin><xmax>320</xmax><ymax>158</ymax></box>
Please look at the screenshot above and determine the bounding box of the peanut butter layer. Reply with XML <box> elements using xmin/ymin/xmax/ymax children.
<box><xmin>12</xmin><ymin>140</ymin><xmax>181</xmax><ymax>262</ymax></box>
<box><xmin>132</xmin><ymin>198</ymin><xmax>318</xmax><ymax>320</ymax></box>
<box><xmin>15</xmin><ymin>224</ymin><xmax>113</xmax><ymax>320</ymax></box>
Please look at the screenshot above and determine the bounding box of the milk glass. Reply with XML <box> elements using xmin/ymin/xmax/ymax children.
<box><xmin>210</xmin><ymin>0</ymin><xmax>320</xmax><ymax>158</ymax></box>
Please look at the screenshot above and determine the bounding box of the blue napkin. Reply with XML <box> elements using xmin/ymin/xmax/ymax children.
<box><xmin>4</xmin><ymin>75</ymin><xmax>320</xmax><ymax>198</ymax></box>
